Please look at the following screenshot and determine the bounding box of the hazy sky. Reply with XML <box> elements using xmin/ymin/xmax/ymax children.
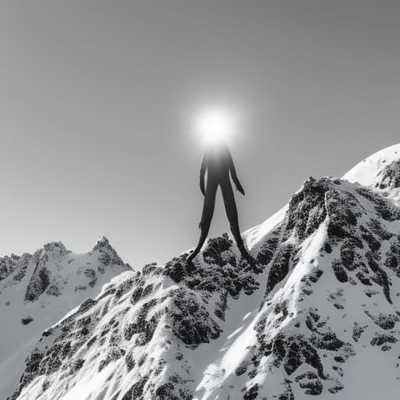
<box><xmin>2</xmin><ymin>1</ymin><xmax>400</xmax><ymax>267</ymax></box>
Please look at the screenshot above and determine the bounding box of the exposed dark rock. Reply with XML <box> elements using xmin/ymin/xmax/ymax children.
<box><xmin>243</xmin><ymin>384</ymin><xmax>259</xmax><ymax>400</ymax></box>
<box><xmin>370</xmin><ymin>334</ymin><xmax>398</xmax><ymax>346</ymax></box>
<box><xmin>93</xmin><ymin>236</ymin><xmax>125</xmax><ymax>267</ymax></box>
<box><xmin>332</xmin><ymin>261</ymin><xmax>348</xmax><ymax>283</ymax></box>
<box><xmin>295</xmin><ymin>371</ymin><xmax>323</xmax><ymax>395</ymax></box>
<box><xmin>25</xmin><ymin>266</ymin><xmax>51</xmax><ymax>302</ymax></box>
<box><xmin>21</xmin><ymin>316</ymin><xmax>34</xmax><ymax>325</ymax></box>
<box><xmin>266</xmin><ymin>244</ymin><xmax>295</xmax><ymax>294</ymax></box>
<box><xmin>365</xmin><ymin>311</ymin><xmax>398</xmax><ymax>330</ymax></box>
<box><xmin>352</xmin><ymin>323</ymin><xmax>366</xmax><ymax>342</ymax></box>
<box><xmin>375</xmin><ymin>159</ymin><xmax>400</xmax><ymax>189</ymax></box>
<box><xmin>257</xmin><ymin>235</ymin><xmax>280</xmax><ymax>265</ymax></box>
<box><xmin>122</xmin><ymin>376</ymin><xmax>149</xmax><ymax>400</ymax></box>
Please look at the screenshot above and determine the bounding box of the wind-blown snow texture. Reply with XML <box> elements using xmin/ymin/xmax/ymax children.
<box><xmin>4</xmin><ymin>144</ymin><xmax>400</xmax><ymax>399</ymax></box>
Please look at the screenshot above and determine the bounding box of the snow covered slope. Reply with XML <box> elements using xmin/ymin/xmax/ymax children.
<box><xmin>344</xmin><ymin>143</ymin><xmax>400</xmax><ymax>189</ymax></box>
<box><xmin>7</xmin><ymin>144</ymin><xmax>400</xmax><ymax>400</ymax></box>
<box><xmin>0</xmin><ymin>238</ymin><xmax>130</xmax><ymax>400</ymax></box>
<box><xmin>344</xmin><ymin>143</ymin><xmax>400</xmax><ymax>208</ymax></box>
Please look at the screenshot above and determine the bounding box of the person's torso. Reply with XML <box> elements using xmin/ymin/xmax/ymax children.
<box><xmin>205</xmin><ymin>148</ymin><xmax>230</xmax><ymax>182</ymax></box>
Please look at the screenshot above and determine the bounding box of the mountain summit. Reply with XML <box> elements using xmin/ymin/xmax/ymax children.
<box><xmin>4</xmin><ymin>145</ymin><xmax>400</xmax><ymax>400</ymax></box>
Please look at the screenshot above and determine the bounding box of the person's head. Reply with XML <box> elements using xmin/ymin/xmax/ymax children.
<box><xmin>195</xmin><ymin>107</ymin><xmax>234</xmax><ymax>149</ymax></box>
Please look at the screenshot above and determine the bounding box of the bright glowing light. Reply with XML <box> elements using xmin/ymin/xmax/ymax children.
<box><xmin>194</xmin><ymin>108</ymin><xmax>235</xmax><ymax>146</ymax></box>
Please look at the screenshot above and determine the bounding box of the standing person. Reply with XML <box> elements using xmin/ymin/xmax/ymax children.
<box><xmin>187</xmin><ymin>143</ymin><xmax>252</xmax><ymax>263</ymax></box>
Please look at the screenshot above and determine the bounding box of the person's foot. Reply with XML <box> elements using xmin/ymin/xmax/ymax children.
<box><xmin>238</xmin><ymin>247</ymin><xmax>256</xmax><ymax>266</ymax></box>
<box><xmin>186</xmin><ymin>250</ymin><xmax>197</xmax><ymax>265</ymax></box>
<box><xmin>186</xmin><ymin>252</ymin><xmax>199</xmax><ymax>272</ymax></box>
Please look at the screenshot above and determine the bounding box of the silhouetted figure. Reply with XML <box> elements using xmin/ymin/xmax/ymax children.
<box><xmin>188</xmin><ymin>144</ymin><xmax>252</xmax><ymax>263</ymax></box>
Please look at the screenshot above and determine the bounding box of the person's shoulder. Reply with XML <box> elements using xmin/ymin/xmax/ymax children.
<box><xmin>223</xmin><ymin>145</ymin><xmax>232</xmax><ymax>158</ymax></box>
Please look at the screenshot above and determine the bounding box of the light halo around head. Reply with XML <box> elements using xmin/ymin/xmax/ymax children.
<box><xmin>193</xmin><ymin>107</ymin><xmax>236</xmax><ymax>147</ymax></box>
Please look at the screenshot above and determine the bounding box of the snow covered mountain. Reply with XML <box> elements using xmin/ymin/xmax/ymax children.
<box><xmin>5</xmin><ymin>144</ymin><xmax>400</xmax><ymax>400</ymax></box>
<box><xmin>0</xmin><ymin>237</ymin><xmax>130</xmax><ymax>400</ymax></box>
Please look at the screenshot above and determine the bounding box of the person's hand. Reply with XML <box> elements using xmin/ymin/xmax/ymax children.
<box><xmin>236</xmin><ymin>183</ymin><xmax>245</xmax><ymax>196</ymax></box>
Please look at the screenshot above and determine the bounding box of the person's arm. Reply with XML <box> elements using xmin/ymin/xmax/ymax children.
<box><xmin>200</xmin><ymin>156</ymin><xmax>206</xmax><ymax>195</ymax></box>
<box><xmin>228</xmin><ymin>150</ymin><xmax>245</xmax><ymax>195</ymax></box>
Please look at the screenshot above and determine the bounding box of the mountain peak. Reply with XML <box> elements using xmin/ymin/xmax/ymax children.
<box><xmin>92</xmin><ymin>236</ymin><xmax>125</xmax><ymax>267</ymax></box>
<box><xmin>41</xmin><ymin>242</ymin><xmax>70</xmax><ymax>258</ymax></box>
<box><xmin>344</xmin><ymin>143</ymin><xmax>400</xmax><ymax>188</ymax></box>
<box><xmin>92</xmin><ymin>236</ymin><xmax>112</xmax><ymax>251</ymax></box>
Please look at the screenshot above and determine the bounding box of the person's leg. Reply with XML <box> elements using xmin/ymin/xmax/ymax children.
<box><xmin>220</xmin><ymin>181</ymin><xmax>251</xmax><ymax>259</ymax></box>
<box><xmin>187</xmin><ymin>182</ymin><xmax>217</xmax><ymax>262</ymax></box>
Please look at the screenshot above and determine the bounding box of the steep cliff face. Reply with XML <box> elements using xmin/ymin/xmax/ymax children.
<box><xmin>5</xmin><ymin>144</ymin><xmax>400</xmax><ymax>400</ymax></box>
<box><xmin>0</xmin><ymin>238</ymin><xmax>130</xmax><ymax>400</ymax></box>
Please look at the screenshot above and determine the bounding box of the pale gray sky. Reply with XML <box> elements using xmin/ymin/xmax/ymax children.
<box><xmin>2</xmin><ymin>1</ymin><xmax>400</xmax><ymax>267</ymax></box>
